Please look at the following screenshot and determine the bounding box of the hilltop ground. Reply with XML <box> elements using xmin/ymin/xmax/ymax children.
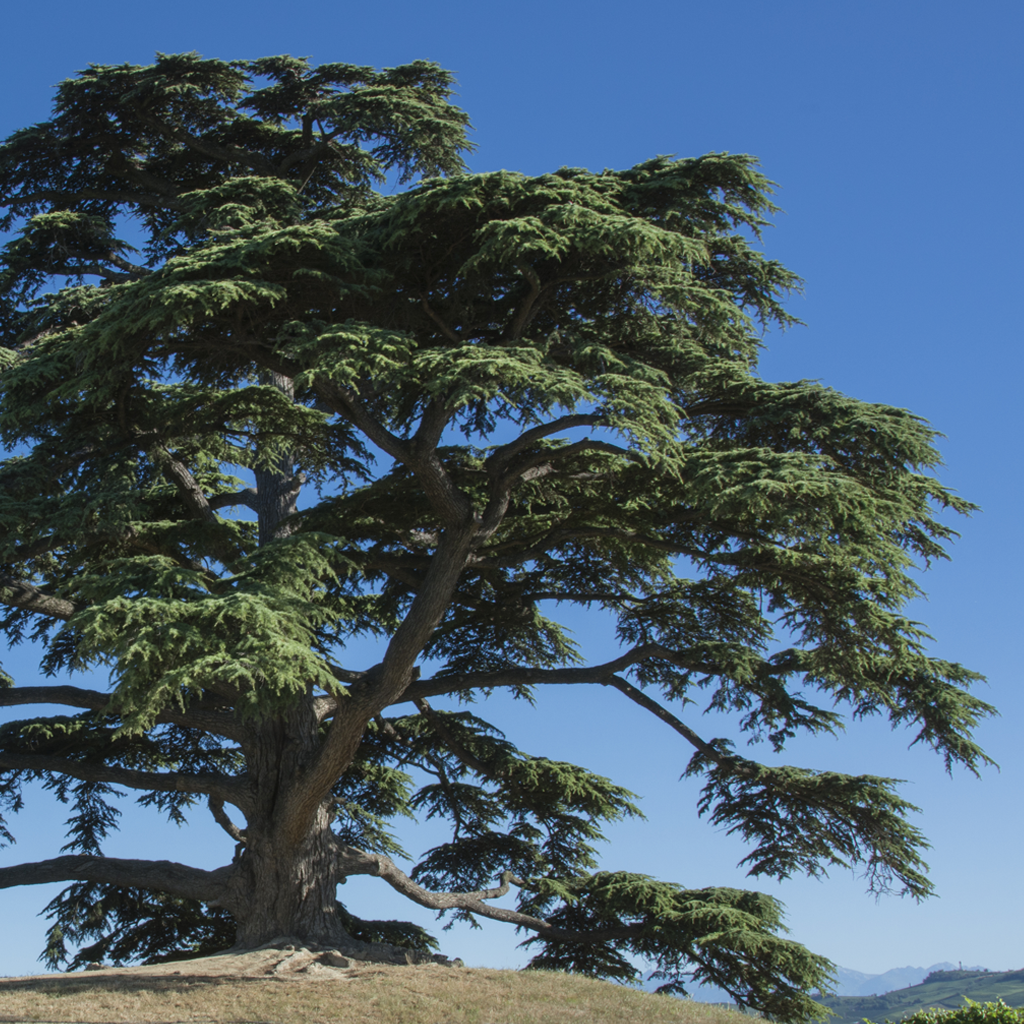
<box><xmin>0</xmin><ymin>944</ymin><xmax>753</xmax><ymax>1024</ymax></box>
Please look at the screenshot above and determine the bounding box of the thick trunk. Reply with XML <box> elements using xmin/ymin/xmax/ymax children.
<box><xmin>224</xmin><ymin>369</ymin><xmax>350</xmax><ymax>947</ymax></box>
<box><xmin>224</xmin><ymin>687</ymin><xmax>354</xmax><ymax>949</ymax></box>
<box><xmin>216</xmin><ymin>370</ymin><xmax>459</xmax><ymax>962</ymax></box>
<box><xmin>228</xmin><ymin>802</ymin><xmax>351</xmax><ymax>949</ymax></box>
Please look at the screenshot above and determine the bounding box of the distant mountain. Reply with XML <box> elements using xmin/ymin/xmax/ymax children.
<box><xmin>815</xmin><ymin>968</ymin><xmax>1024</xmax><ymax>1024</ymax></box>
<box><xmin>638</xmin><ymin>963</ymin><xmax>994</xmax><ymax>1006</ymax></box>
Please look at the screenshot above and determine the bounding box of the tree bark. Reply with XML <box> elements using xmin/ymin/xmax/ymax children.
<box><xmin>225</xmin><ymin>803</ymin><xmax>353</xmax><ymax>948</ymax></box>
<box><xmin>223</xmin><ymin>695</ymin><xmax>357</xmax><ymax>948</ymax></box>
<box><xmin>253</xmin><ymin>371</ymin><xmax>302</xmax><ymax>546</ymax></box>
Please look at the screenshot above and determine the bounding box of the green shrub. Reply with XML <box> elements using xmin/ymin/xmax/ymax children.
<box><xmin>884</xmin><ymin>1000</ymin><xmax>1024</xmax><ymax>1024</ymax></box>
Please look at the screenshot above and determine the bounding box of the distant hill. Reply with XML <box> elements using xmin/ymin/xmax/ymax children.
<box><xmin>831</xmin><ymin>964</ymin><xmax>987</xmax><ymax>998</ymax></box>
<box><xmin>814</xmin><ymin>968</ymin><xmax>1024</xmax><ymax>1024</ymax></box>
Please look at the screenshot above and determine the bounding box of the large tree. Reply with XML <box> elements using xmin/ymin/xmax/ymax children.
<box><xmin>0</xmin><ymin>53</ymin><xmax>992</xmax><ymax>1021</ymax></box>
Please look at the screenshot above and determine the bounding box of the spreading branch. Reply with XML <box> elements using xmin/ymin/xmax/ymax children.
<box><xmin>0</xmin><ymin>685</ymin><xmax>244</xmax><ymax>742</ymax></box>
<box><xmin>0</xmin><ymin>854</ymin><xmax>233</xmax><ymax>905</ymax></box>
<box><xmin>148</xmin><ymin>447</ymin><xmax>241</xmax><ymax>564</ymax></box>
<box><xmin>0</xmin><ymin>575</ymin><xmax>82</xmax><ymax>621</ymax></box>
<box><xmin>207</xmin><ymin>488</ymin><xmax>259</xmax><ymax>512</ymax></box>
<box><xmin>0</xmin><ymin>752</ymin><xmax>252</xmax><ymax>815</ymax></box>
<box><xmin>400</xmin><ymin>647</ymin><xmax>732</xmax><ymax>767</ymax></box>
<box><xmin>333</xmin><ymin>842</ymin><xmax>642</xmax><ymax>942</ymax></box>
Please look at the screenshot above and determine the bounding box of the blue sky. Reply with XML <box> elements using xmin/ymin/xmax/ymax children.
<box><xmin>1</xmin><ymin>0</ymin><xmax>1021</xmax><ymax>984</ymax></box>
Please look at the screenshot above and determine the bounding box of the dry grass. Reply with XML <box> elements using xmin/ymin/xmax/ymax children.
<box><xmin>0</xmin><ymin>961</ymin><xmax>752</xmax><ymax>1024</ymax></box>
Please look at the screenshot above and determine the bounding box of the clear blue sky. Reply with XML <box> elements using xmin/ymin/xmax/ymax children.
<box><xmin>1</xmin><ymin>0</ymin><xmax>1021</xmax><ymax>983</ymax></box>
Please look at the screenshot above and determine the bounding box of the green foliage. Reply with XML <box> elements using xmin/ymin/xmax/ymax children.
<box><xmin>893</xmin><ymin>1000</ymin><xmax>1024</xmax><ymax>1024</ymax></box>
<box><xmin>0</xmin><ymin>52</ymin><xmax>992</xmax><ymax>1024</ymax></box>
<box><xmin>40</xmin><ymin>884</ymin><xmax>238</xmax><ymax>971</ymax></box>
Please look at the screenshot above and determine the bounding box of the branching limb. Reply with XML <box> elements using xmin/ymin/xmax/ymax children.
<box><xmin>0</xmin><ymin>854</ymin><xmax>233</xmax><ymax>905</ymax></box>
<box><xmin>418</xmin><ymin>295</ymin><xmax>460</xmax><ymax>343</ymax></box>
<box><xmin>0</xmin><ymin>575</ymin><xmax>82</xmax><ymax>621</ymax></box>
<box><xmin>506</xmin><ymin>262</ymin><xmax>544</xmax><ymax>340</ymax></box>
<box><xmin>280</xmin><ymin>527</ymin><xmax>478</xmax><ymax>842</ymax></box>
<box><xmin>500</xmin><ymin>439</ymin><xmax>630</xmax><ymax>488</ymax></box>
<box><xmin>333</xmin><ymin>842</ymin><xmax>642</xmax><ymax>942</ymax></box>
<box><xmin>484</xmin><ymin>414</ymin><xmax>605</xmax><ymax>477</ymax></box>
<box><xmin>129</xmin><ymin>110</ymin><xmax>275</xmax><ymax>177</ymax></box>
<box><xmin>149</xmin><ymin>447</ymin><xmax>240</xmax><ymax>563</ymax></box>
<box><xmin>208</xmin><ymin>795</ymin><xmax>247</xmax><ymax>843</ymax></box>
<box><xmin>207</xmin><ymin>488</ymin><xmax>259</xmax><ymax>512</ymax></box>
<box><xmin>0</xmin><ymin>685</ymin><xmax>244</xmax><ymax>742</ymax></box>
<box><xmin>374</xmin><ymin>712</ymin><xmax>468</xmax><ymax>836</ymax></box>
<box><xmin>0</xmin><ymin>752</ymin><xmax>252</xmax><ymax>815</ymax></box>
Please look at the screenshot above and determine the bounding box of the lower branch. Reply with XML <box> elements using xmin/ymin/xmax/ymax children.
<box><xmin>0</xmin><ymin>752</ymin><xmax>252</xmax><ymax>815</ymax></box>
<box><xmin>0</xmin><ymin>575</ymin><xmax>81</xmax><ymax>621</ymax></box>
<box><xmin>333</xmin><ymin>843</ymin><xmax>642</xmax><ymax>943</ymax></box>
<box><xmin>0</xmin><ymin>685</ymin><xmax>244</xmax><ymax>742</ymax></box>
<box><xmin>0</xmin><ymin>854</ymin><xmax>233</xmax><ymax>904</ymax></box>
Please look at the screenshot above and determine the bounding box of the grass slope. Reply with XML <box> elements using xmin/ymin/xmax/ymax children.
<box><xmin>817</xmin><ymin>970</ymin><xmax>1024</xmax><ymax>1024</ymax></box>
<box><xmin>0</xmin><ymin>963</ymin><xmax>756</xmax><ymax>1024</ymax></box>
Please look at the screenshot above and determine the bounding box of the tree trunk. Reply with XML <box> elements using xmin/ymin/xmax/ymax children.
<box><xmin>228</xmin><ymin>800</ymin><xmax>351</xmax><ymax>949</ymax></box>
<box><xmin>224</xmin><ymin>688</ymin><xmax>354</xmax><ymax>949</ymax></box>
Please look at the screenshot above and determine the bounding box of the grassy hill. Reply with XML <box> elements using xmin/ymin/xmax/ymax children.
<box><xmin>815</xmin><ymin>969</ymin><xmax>1024</xmax><ymax>1024</ymax></box>
<box><xmin>0</xmin><ymin>959</ymin><xmax>756</xmax><ymax>1024</ymax></box>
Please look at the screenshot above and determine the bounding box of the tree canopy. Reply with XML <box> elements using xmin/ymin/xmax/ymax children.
<box><xmin>0</xmin><ymin>52</ymin><xmax>994</xmax><ymax>1022</ymax></box>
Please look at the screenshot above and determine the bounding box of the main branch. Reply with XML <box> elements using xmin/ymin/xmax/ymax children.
<box><xmin>334</xmin><ymin>843</ymin><xmax>642</xmax><ymax>943</ymax></box>
<box><xmin>0</xmin><ymin>752</ymin><xmax>252</xmax><ymax>814</ymax></box>
<box><xmin>0</xmin><ymin>854</ymin><xmax>233</xmax><ymax>905</ymax></box>
<box><xmin>0</xmin><ymin>576</ymin><xmax>81</xmax><ymax>621</ymax></box>
<box><xmin>0</xmin><ymin>685</ymin><xmax>244</xmax><ymax>742</ymax></box>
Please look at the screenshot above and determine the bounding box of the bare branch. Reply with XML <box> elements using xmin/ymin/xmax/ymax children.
<box><xmin>207</xmin><ymin>488</ymin><xmax>259</xmax><ymax>512</ymax></box>
<box><xmin>396</xmin><ymin>646</ymin><xmax>654</xmax><ymax>703</ymax></box>
<box><xmin>418</xmin><ymin>295</ymin><xmax>460</xmax><ymax>343</ymax></box>
<box><xmin>400</xmin><ymin>644</ymin><xmax>746</xmax><ymax>777</ymax></box>
<box><xmin>502</xmin><ymin>439</ymin><xmax>629</xmax><ymax>487</ymax></box>
<box><xmin>150</xmin><ymin>447</ymin><xmax>221</xmax><ymax>525</ymax></box>
<box><xmin>149</xmin><ymin>447</ymin><xmax>239</xmax><ymax>563</ymax></box>
<box><xmin>0</xmin><ymin>752</ymin><xmax>252</xmax><ymax>814</ymax></box>
<box><xmin>484</xmin><ymin>414</ymin><xmax>604</xmax><ymax>476</ymax></box>
<box><xmin>0</xmin><ymin>575</ymin><xmax>82</xmax><ymax>621</ymax></box>
<box><xmin>334</xmin><ymin>843</ymin><xmax>643</xmax><ymax>942</ymax></box>
<box><xmin>506</xmin><ymin>262</ymin><xmax>544</xmax><ymax>341</ymax></box>
<box><xmin>208</xmin><ymin>795</ymin><xmax>247</xmax><ymax>843</ymax></box>
<box><xmin>602</xmin><ymin>674</ymin><xmax>725</xmax><ymax>764</ymax></box>
<box><xmin>0</xmin><ymin>685</ymin><xmax>244</xmax><ymax>742</ymax></box>
<box><xmin>0</xmin><ymin>854</ymin><xmax>233</xmax><ymax>905</ymax></box>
